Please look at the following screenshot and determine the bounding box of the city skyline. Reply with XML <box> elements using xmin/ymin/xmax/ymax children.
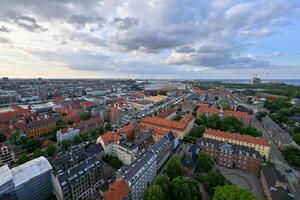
<box><xmin>0</xmin><ymin>0</ymin><xmax>300</xmax><ymax>79</ymax></box>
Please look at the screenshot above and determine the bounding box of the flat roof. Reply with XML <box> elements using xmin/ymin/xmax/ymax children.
<box><xmin>118</xmin><ymin>151</ymin><xmax>156</xmax><ymax>181</ymax></box>
<box><xmin>11</xmin><ymin>156</ymin><xmax>52</xmax><ymax>187</ymax></box>
<box><xmin>0</xmin><ymin>165</ymin><xmax>13</xmax><ymax>186</ymax></box>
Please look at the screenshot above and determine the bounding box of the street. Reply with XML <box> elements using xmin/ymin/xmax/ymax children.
<box><xmin>251</xmin><ymin>117</ymin><xmax>300</xmax><ymax>199</ymax></box>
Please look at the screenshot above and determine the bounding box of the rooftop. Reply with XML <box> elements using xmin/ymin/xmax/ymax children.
<box><xmin>0</xmin><ymin>164</ymin><xmax>13</xmax><ymax>186</ymax></box>
<box><xmin>11</xmin><ymin>156</ymin><xmax>52</xmax><ymax>187</ymax></box>
<box><xmin>104</xmin><ymin>178</ymin><xmax>130</xmax><ymax>200</ymax></box>
<box><xmin>118</xmin><ymin>151</ymin><xmax>156</xmax><ymax>181</ymax></box>
<box><xmin>205</xmin><ymin>128</ymin><xmax>270</xmax><ymax>147</ymax></box>
<box><xmin>261</xmin><ymin>116</ymin><xmax>294</xmax><ymax>145</ymax></box>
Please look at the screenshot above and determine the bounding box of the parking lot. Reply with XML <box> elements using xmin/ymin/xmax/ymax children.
<box><xmin>218</xmin><ymin>166</ymin><xmax>265</xmax><ymax>200</ymax></box>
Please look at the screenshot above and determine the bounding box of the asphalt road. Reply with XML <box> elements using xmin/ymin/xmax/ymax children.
<box><xmin>251</xmin><ymin>117</ymin><xmax>300</xmax><ymax>199</ymax></box>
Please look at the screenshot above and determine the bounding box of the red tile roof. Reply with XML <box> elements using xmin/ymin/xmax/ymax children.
<box><xmin>204</xmin><ymin>128</ymin><xmax>270</xmax><ymax>147</ymax></box>
<box><xmin>119</xmin><ymin>124</ymin><xmax>135</xmax><ymax>134</ymax></box>
<box><xmin>197</xmin><ymin>104</ymin><xmax>250</xmax><ymax>120</ymax></box>
<box><xmin>141</xmin><ymin>114</ymin><xmax>193</xmax><ymax>131</ymax></box>
<box><xmin>80</xmin><ymin>101</ymin><xmax>94</xmax><ymax>108</ymax></box>
<box><xmin>111</xmin><ymin>107</ymin><xmax>121</xmax><ymax>114</ymax></box>
<box><xmin>0</xmin><ymin>105</ymin><xmax>31</xmax><ymax>122</ymax></box>
<box><xmin>100</xmin><ymin>131</ymin><xmax>122</xmax><ymax>145</ymax></box>
<box><xmin>104</xmin><ymin>179</ymin><xmax>130</xmax><ymax>200</ymax></box>
<box><xmin>158</xmin><ymin>108</ymin><xmax>176</xmax><ymax>118</ymax></box>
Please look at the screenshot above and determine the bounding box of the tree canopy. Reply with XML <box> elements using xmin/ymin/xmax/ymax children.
<box><xmin>165</xmin><ymin>156</ymin><xmax>182</xmax><ymax>179</ymax></box>
<box><xmin>80</xmin><ymin>112</ymin><xmax>91</xmax><ymax>121</ymax></box>
<box><xmin>170</xmin><ymin>176</ymin><xmax>202</xmax><ymax>200</ymax></box>
<box><xmin>282</xmin><ymin>146</ymin><xmax>300</xmax><ymax>168</ymax></box>
<box><xmin>0</xmin><ymin>132</ymin><xmax>7</xmax><ymax>142</ymax></box>
<box><xmin>46</xmin><ymin>144</ymin><xmax>57</xmax><ymax>157</ymax></box>
<box><xmin>61</xmin><ymin>140</ymin><xmax>70</xmax><ymax>151</ymax></box>
<box><xmin>199</xmin><ymin>170</ymin><xmax>229</xmax><ymax>195</ymax></box>
<box><xmin>16</xmin><ymin>154</ymin><xmax>30</xmax><ymax>165</ymax></box>
<box><xmin>197</xmin><ymin>152</ymin><xmax>215</xmax><ymax>173</ymax></box>
<box><xmin>143</xmin><ymin>184</ymin><xmax>165</xmax><ymax>200</ymax></box>
<box><xmin>213</xmin><ymin>185</ymin><xmax>255</xmax><ymax>200</ymax></box>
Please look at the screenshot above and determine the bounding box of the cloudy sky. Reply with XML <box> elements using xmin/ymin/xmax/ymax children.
<box><xmin>0</xmin><ymin>0</ymin><xmax>299</xmax><ymax>79</ymax></box>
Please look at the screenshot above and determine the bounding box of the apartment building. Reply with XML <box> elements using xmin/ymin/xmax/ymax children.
<box><xmin>0</xmin><ymin>143</ymin><xmax>15</xmax><ymax>166</ymax></box>
<box><xmin>52</xmin><ymin>156</ymin><xmax>104</xmax><ymax>200</ymax></box>
<box><xmin>51</xmin><ymin>143</ymin><xmax>104</xmax><ymax>172</ymax></box>
<box><xmin>150</xmin><ymin>134</ymin><xmax>172</xmax><ymax>169</ymax></box>
<box><xmin>0</xmin><ymin>157</ymin><xmax>53</xmax><ymax>200</ymax></box>
<box><xmin>110</xmin><ymin>107</ymin><xmax>121</xmax><ymax>125</ymax></box>
<box><xmin>158</xmin><ymin>108</ymin><xmax>177</xmax><ymax>119</ymax></box>
<box><xmin>0</xmin><ymin>165</ymin><xmax>15</xmax><ymax>200</ymax></box>
<box><xmin>97</xmin><ymin>131</ymin><xmax>122</xmax><ymax>155</ymax></box>
<box><xmin>197</xmin><ymin>104</ymin><xmax>251</xmax><ymax>126</ymax></box>
<box><xmin>116</xmin><ymin>141</ymin><xmax>139</xmax><ymax>165</ymax></box>
<box><xmin>104</xmin><ymin>178</ymin><xmax>130</xmax><ymax>200</ymax></box>
<box><xmin>25</xmin><ymin>118</ymin><xmax>56</xmax><ymax>138</ymax></box>
<box><xmin>140</xmin><ymin>113</ymin><xmax>194</xmax><ymax>139</ymax></box>
<box><xmin>117</xmin><ymin>152</ymin><xmax>157</xmax><ymax>200</ymax></box>
<box><xmin>261</xmin><ymin>116</ymin><xmax>296</xmax><ymax>149</ymax></box>
<box><xmin>204</xmin><ymin>128</ymin><xmax>270</xmax><ymax>159</ymax></box>
<box><xmin>260</xmin><ymin>166</ymin><xmax>295</xmax><ymax>200</ymax></box>
<box><xmin>73</xmin><ymin>116</ymin><xmax>104</xmax><ymax>134</ymax></box>
<box><xmin>198</xmin><ymin>138</ymin><xmax>263</xmax><ymax>175</ymax></box>
<box><xmin>56</xmin><ymin>127</ymin><xmax>80</xmax><ymax>143</ymax></box>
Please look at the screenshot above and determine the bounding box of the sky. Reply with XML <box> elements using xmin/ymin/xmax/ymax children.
<box><xmin>0</xmin><ymin>0</ymin><xmax>300</xmax><ymax>79</ymax></box>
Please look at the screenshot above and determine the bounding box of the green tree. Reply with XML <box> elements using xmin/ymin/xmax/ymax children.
<box><xmin>170</xmin><ymin>176</ymin><xmax>202</xmax><ymax>200</ymax></box>
<box><xmin>174</xmin><ymin>114</ymin><xmax>182</xmax><ymax>121</ymax></box>
<box><xmin>195</xmin><ymin>114</ymin><xmax>207</xmax><ymax>126</ymax></box>
<box><xmin>200</xmin><ymin>170</ymin><xmax>228</xmax><ymax>195</ymax></box>
<box><xmin>25</xmin><ymin>139</ymin><xmax>41</xmax><ymax>153</ymax></box>
<box><xmin>152</xmin><ymin>175</ymin><xmax>170</xmax><ymax>200</ymax></box>
<box><xmin>104</xmin><ymin>123</ymin><xmax>112</xmax><ymax>131</ymax></box>
<box><xmin>73</xmin><ymin>135</ymin><xmax>82</xmax><ymax>144</ymax></box>
<box><xmin>80</xmin><ymin>112</ymin><xmax>91</xmax><ymax>121</ymax></box>
<box><xmin>104</xmin><ymin>155</ymin><xmax>123</xmax><ymax>169</ymax></box>
<box><xmin>189</xmin><ymin>125</ymin><xmax>205</xmax><ymax>138</ymax></box>
<box><xmin>56</xmin><ymin>120</ymin><xmax>67</xmax><ymax>129</ymax></box>
<box><xmin>222</xmin><ymin>102</ymin><xmax>231</xmax><ymax>110</ymax></box>
<box><xmin>282</xmin><ymin>146</ymin><xmax>300</xmax><ymax>167</ymax></box>
<box><xmin>0</xmin><ymin>132</ymin><xmax>7</xmax><ymax>142</ymax></box>
<box><xmin>61</xmin><ymin>140</ymin><xmax>70</xmax><ymax>151</ymax></box>
<box><xmin>197</xmin><ymin>152</ymin><xmax>215</xmax><ymax>172</ymax></box>
<box><xmin>165</xmin><ymin>156</ymin><xmax>182</xmax><ymax>179</ymax></box>
<box><xmin>80</xmin><ymin>133</ymin><xmax>89</xmax><ymax>141</ymax></box>
<box><xmin>16</xmin><ymin>154</ymin><xmax>30</xmax><ymax>165</ymax></box>
<box><xmin>213</xmin><ymin>185</ymin><xmax>255</xmax><ymax>200</ymax></box>
<box><xmin>33</xmin><ymin>148</ymin><xmax>43</xmax><ymax>158</ymax></box>
<box><xmin>143</xmin><ymin>184</ymin><xmax>165</xmax><ymax>200</ymax></box>
<box><xmin>98</xmin><ymin>126</ymin><xmax>105</xmax><ymax>134</ymax></box>
<box><xmin>207</xmin><ymin>114</ymin><xmax>221</xmax><ymax>130</ymax></box>
<box><xmin>46</xmin><ymin>144</ymin><xmax>57</xmax><ymax>157</ymax></box>
<box><xmin>10</xmin><ymin>131</ymin><xmax>20</xmax><ymax>145</ymax></box>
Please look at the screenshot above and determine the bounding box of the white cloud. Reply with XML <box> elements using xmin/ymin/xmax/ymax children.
<box><xmin>0</xmin><ymin>0</ymin><xmax>299</xmax><ymax>78</ymax></box>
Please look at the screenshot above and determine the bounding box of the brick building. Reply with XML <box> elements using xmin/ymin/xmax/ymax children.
<box><xmin>25</xmin><ymin>118</ymin><xmax>56</xmax><ymax>138</ymax></box>
<box><xmin>198</xmin><ymin>138</ymin><xmax>263</xmax><ymax>175</ymax></box>
<box><xmin>109</xmin><ymin>107</ymin><xmax>121</xmax><ymax>125</ymax></box>
<box><xmin>197</xmin><ymin>104</ymin><xmax>251</xmax><ymax>126</ymax></box>
<box><xmin>204</xmin><ymin>128</ymin><xmax>270</xmax><ymax>159</ymax></box>
<box><xmin>260</xmin><ymin>166</ymin><xmax>295</xmax><ymax>200</ymax></box>
<box><xmin>0</xmin><ymin>143</ymin><xmax>15</xmax><ymax>166</ymax></box>
<box><xmin>140</xmin><ymin>113</ymin><xmax>194</xmax><ymax>140</ymax></box>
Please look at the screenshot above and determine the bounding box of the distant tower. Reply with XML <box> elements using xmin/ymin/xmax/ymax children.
<box><xmin>252</xmin><ymin>73</ymin><xmax>261</xmax><ymax>85</ymax></box>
